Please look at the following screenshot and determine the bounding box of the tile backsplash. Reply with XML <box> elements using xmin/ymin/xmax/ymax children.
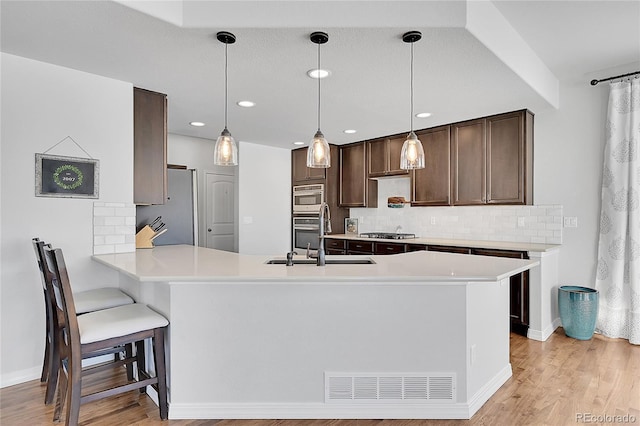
<box><xmin>93</xmin><ymin>202</ymin><xmax>136</xmax><ymax>254</ymax></box>
<box><xmin>350</xmin><ymin>177</ymin><xmax>562</xmax><ymax>245</ymax></box>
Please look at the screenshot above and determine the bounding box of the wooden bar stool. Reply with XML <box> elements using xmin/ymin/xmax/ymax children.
<box><xmin>32</xmin><ymin>238</ymin><xmax>134</xmax><ymax>405</ymax></box>
<box><xmin>43</xmin><ymin>246</ymin><xmax>169</xmax><ymax>425</ymax></box>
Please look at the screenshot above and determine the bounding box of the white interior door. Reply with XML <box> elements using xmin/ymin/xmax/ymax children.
<box><xmin>205</xmin><ymin>173</ymin><xmax>236</xmax><ymax>251</ymax></box>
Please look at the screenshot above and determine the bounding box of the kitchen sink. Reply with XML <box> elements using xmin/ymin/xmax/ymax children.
<box><xmin>265</xmin><ymin>258</ymin><xmax>376</xmax><ymax>265</ymax></box>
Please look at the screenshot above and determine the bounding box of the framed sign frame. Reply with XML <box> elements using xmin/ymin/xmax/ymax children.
<box><xmin>345</xmin><ymin>217</ymin><xmax>359</xmax><ymax>235</ymax></box>
<box><xmin>35</xmin><ymin>153</ymin><xmax>99</xmax><ymax>199</ymax></box>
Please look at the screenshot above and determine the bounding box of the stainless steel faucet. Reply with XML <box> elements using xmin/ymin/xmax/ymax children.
<box><xmin>306</xmin><ymin>201</ymin><xmax>331</xmax><ymax>266</ymax></box>
<box><xmin>285</xmin><ymin>251</ymin><xmax>297</xmax><ymax>266</ymax></box>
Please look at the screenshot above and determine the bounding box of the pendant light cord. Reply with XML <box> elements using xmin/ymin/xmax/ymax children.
<box><xmin>317</xmin><ymin>41</ymin><xmax>321</xmax><ymax>132</ymax></box>
<box><xmin>224</xmin><ymin>41</ymin><xmax>229</xmax><ymax>129</ymax></box>
<box><xmin>410</xmin><ymin>41</ymin><xmax>414</xmax><ymax>133</ymax></box>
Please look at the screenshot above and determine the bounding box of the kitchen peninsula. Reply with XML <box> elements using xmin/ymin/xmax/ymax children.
<box><xmin>93</xmin><ymin>245</ymin><xmax>539</xmax><ymax>420</ymax></box>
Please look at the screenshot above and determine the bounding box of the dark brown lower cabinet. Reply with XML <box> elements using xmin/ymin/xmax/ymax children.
<box><xmin>471</xmin><ymin>248</ymin><xmax>529</xmax><ymax>336</ymax></box>
<box><xmin>346</xmin><ymin>240</ymin><xmax>374</xmax><ymax>255</ymax></box>
<box><xmin>427</xmin><ymin>245</ymin><xmax>471</xmax><ymax>254</ymax></box>
<box><xmin>374</xmin><ymin>242</ymin><xmax>406</xmax><ymax>255</ymax></box>
<box><xmin>406</xmin><ymin>244</ymin><xmax>427</xmax><ymax>252</ymax></box>
<box><xmin>324</xmin><ymin>238</ymin><xmax>529</xmax><ymax>336</ymax></box>
<box><xmin>325</xmin><ymin>238</ymin><xmax>346</xmax><ymax>255</ymax></box>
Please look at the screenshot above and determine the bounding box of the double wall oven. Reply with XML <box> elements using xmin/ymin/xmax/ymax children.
<box><xmin>292</xmin><ymin>184</ymin><xmax>323</xmax><ymax>250</ymax></box>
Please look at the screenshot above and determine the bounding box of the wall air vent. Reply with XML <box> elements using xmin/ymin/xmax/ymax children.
<box><xmin>325</xmin><ymin>373</ymin><xmax>455</xmax><ymax>403</ymax></box>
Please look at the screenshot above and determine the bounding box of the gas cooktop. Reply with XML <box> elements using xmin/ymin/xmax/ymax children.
<box><xmin>358</xmin><ymin>232</ymin><xmax>416</xmax><ymax>240</ymax></box>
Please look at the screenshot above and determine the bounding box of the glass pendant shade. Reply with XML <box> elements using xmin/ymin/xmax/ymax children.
<box><xmin>400</xmin><ymin>30</ymin><xmax>425</xmax><ymax>170</ymax></box>
<box><xmin>400</xmin><ymin>131</ymin><xmax>425</xmax><ymax>170</ymax></box>
<box><xmin>214</xmin><ymin>31</ymin><xmax>238</xmax><ymax>166</ymax></box>
<box><xmin>307</xmin><ymin>31</ymin><xmax>331</xmax><ymax>168</ymax></box>
<box><xmin>307</xmin><ymin>129</ymin><xmax>331</xmax><ymax>168</ymax></box>
<box><xmin>214</xmin><ymin>127</ymin><xmax>238</xmax><ymax>166</ymax></box>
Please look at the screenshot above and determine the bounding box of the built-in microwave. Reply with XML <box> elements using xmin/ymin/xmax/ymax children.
<box><xmin>292</xmin><ymin>184</ymin><xmax>324</xmax><ymax>214</ymax></box>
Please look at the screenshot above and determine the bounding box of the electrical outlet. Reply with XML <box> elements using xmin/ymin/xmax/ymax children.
<box><xmin>430</xmin><ymin>217</ymin><xmax>436</xmax><ymax>225</ymax></box>
<box><xmin>470</xmin><ymin>344</ymin><xmax>477</xmax><ymax>365</ymax></box>
<box><xmin>517</xmin><ymin>217</ymin><xmax>525</xmax><ymax>227</ymax></box>
<box><xmin>563</xmin><ymin>216</ymin><xmax>578</xmax><ymax>228</ymax></box>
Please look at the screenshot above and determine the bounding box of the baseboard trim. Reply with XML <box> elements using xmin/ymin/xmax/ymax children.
<box><xmin>467</xmin><ymin>364</ymin><xmax>513</xmax><ymax>417</ymax></box>
<box><xmin>169</xmin><ymin>366</ymin><xmax>513</xmax><ymax>420</ymax></box>
<box><xmin>170</xmin><ymin>401</ymin><xmax>477</xmax><ymax>420</ymax></box>
<box><xmin>527</xmin><ymin>317</ymin><xmax>561</xmax><ymax>341</ymax></box>
<box><xmin>0</xmin><ymin>366</ymin><xmax>41</xmax><ymax>389</ymax></box>
<box><xmin>1</xmin><ymin>355</ymin><xmax>131</xmax><ymax>389</ymax></box>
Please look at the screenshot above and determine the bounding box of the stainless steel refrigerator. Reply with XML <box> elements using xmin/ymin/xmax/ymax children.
<box><xmin>136</xmin><ymin>168</ymin><xmax>198</xmax><ymax>246</ymax></box>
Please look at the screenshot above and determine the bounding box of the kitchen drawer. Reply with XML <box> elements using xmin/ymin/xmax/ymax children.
<box><xmin>326</xmin><ymin>248</ymin><xmax>346</xmax><ymax>255</ymax></box>
<box><xmin>375</xmin><ymin>242</ymin><xmax>406</xmax><ymax>255</ymax></box>
<box><xmin>347</xmin><ymin>240</ymin><xmax>374</xmax><ymax>254</ymax></box>
<box><xmin>427</xmin><ymin>245</ymin><xmax>471</xmax><ymax>254</ymax></box>
<box><xmin>325</xmin><ymin>239</ymin><xmax>346</xmax><ymax>250</ymax></box>
<box><xmin>406</xmin><ymin>244</ymin><xmax>427</xmax><ymax>252</ymax></box>
<box><xmin>470</xmin><ymin>248</ymin><xmax>527</xmax><ymax>259</ymax></box>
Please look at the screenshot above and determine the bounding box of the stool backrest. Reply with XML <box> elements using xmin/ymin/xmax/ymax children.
<box><xmin>32</xmin><ymin>238</ymin><xmax>52</xmax><ymax>292</ymax></box>
<box><xmin>43</xmin><ymin>247</ymin><xmax>80</xmax><ymax>353</ymax></box>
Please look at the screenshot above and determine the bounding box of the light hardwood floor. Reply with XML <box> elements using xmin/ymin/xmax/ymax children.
<box><xmin>1</xmin><ymin>329</ymin><xmax>638</xmax><ymax>426</ymax></box>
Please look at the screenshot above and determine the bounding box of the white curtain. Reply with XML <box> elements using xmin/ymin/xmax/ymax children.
<box><xmin>595</xmin><ymin>78</ymin><xmax>640</xmax><ymax>344</ymax></box>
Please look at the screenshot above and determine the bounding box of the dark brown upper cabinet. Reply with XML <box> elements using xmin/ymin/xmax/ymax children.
<box><xmin>412</xmin><ymin>125</ymin><xmax>452</xmax><ymax>206</ymax></box>
<box><xmin>339</xmin><ymin>142</ymin><xmax>378</xmax><ymax>208</ymax></box>
<box><xmin>486</xmin><ymin>110</ymin><xmax>533</xmax><ymax>204</ymax></box>
<box><xmin>134</xmin><ymin>87</ymin><xmax>167</xmax><ymax>205</ymax></box>
<box><xmin>291</xmin><ymin>147</ymin><xmax>326</xmax><ymax>184</ymax></box>
<box><xmin>367</xmin><ymin>136</ymin><xmax>410</xmax><ymax>178</ymax></box>
<box><xmin>451</xmin><ymin>110</ymin><xmax>533</xmax><ymax>206</ymax></box>
<box><xmin>452</xmin><ymin>118</ymin><xmax>487</xmax><ymax>205</ymax></box>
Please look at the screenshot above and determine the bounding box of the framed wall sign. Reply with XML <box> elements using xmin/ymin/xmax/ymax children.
<box><xmin>345</xmin><ymin>217</ymin><xmax>359</xmax><ymax>235</ymax></box>
<box><xmin>35</xmin><ymin>153</ymin><xmax>99</xmax><ymax>198</ymax></box>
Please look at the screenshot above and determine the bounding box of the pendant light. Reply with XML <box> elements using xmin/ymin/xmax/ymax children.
<box><xmin>307</xmin><ymin>31</ymin><xmax>331</xmax><ymax>168</ymax></box>
<box><xmin>214</xmin><ymin>31</ymin><xmax>238</xmax><ymax>166</ymax></box>
<box><xmin>400</xmin><ymin>31</ymin><xmax>425</xmax><ymax>170</ymax></box>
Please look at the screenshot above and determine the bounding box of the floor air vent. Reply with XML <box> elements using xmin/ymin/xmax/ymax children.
<box><xmin>326</xmin><ymin>373</ymin><xmax>455</xmax><ymax>403</ymax></box>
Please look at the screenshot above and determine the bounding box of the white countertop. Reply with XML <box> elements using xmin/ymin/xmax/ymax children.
<box><xmin>92</xmin><ymin>245</ymin><xmax>539</xmax><ymax>283</ymax></box>
<box><xmin>328</xmin><ymin>234</ymin><xmax>561</xmax><ymax>253</ymax></box>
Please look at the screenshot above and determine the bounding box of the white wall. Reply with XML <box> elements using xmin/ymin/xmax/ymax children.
<box><xmin>0</xmin><ymin>53</ymin><xmax>134</xmax><ymax>386</ymax></box>
<box><xmin>534</xmin><ymin>80</ymin><xmax>609</xmax><ymax>288</ymax></box>
<box><xmin>238</xmin><ymin>141</ymin><xmax>291</xmax><ymax>255</ymax></box>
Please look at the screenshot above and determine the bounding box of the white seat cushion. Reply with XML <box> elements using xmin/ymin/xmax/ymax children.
<box><xmin>77</xmin><ymin>303</ymin><xmax>169</xmax><ymax>344</ymax></box>
<box><xmin>74</xmin><ymin>288</ymin><xmax>134</xmax><ymax>314</ymax></box>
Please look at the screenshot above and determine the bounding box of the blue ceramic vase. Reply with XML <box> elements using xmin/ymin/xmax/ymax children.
<box><xmin>558</xmin><ymin>285</ymin><xmax>599</xmax><ymax>340</ymax></box>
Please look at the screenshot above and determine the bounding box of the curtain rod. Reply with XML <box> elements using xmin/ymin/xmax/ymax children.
<box><xmin>590</xmin><ymin>70</ymin><xmax>640</xmax><ymax>86</ymax></box>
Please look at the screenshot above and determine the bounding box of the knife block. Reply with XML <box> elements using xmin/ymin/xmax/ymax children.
<box><xmin>135</xmin><ymin>225</ymin><xmax>156</xmax><ymax>249</ymax></box>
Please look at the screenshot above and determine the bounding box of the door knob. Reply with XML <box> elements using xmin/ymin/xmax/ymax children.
<box><xmin>208</xmin><ymin>228</ymin><xmax>212</xmax><ymax>232</ymax></box>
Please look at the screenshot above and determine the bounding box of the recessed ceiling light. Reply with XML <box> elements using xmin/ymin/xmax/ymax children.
<box><xmin>190</xmin><ymin>121</ymin><xmax>205</xmax><ymax>127</ymax></box>
<box><xmin>237</xmin><ymin>100</ymin><xmax>255</xmax><ymax>107</ymax></box>
<box><xmin>307</xmin><ymin>69</ymin><xmax>331</xmax><ymax>79</ymax></box>
<box><xmin>293</xmin><ymin>141</ymin><xmax>305</xmax><ymax>145</ymax></box>
<box><xmin>415</xmin><ymin>112</ymin><xmax>432</xmax><ymax>118</ymax></box>
<box><xmin>343</xmin><ymin>129</ymin><xmax>357</xmax><ymax>134</ymax></box>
